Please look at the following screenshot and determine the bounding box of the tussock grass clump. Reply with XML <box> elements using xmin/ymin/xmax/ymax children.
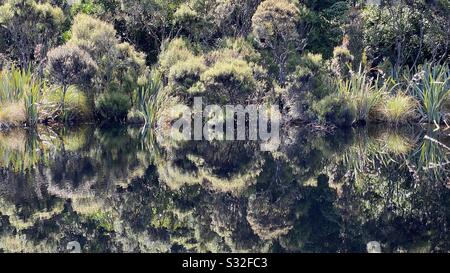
<box><xmin>378</xmin><ymin>93</ymin><xmax>417</xmax><ymax>124</ymax></box>
<box><xmin>338</xmin><ymin>68</ymin><xmax>387</xmax><ymax>123</ymax></box>
<box><xmin>0</xmin><ymin>102</ymin><xmax>26</xmax><ymax>126</ymax></box>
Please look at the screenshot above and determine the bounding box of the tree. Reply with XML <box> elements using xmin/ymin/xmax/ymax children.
<box><xmin>69</xmin><ymin>14</ymin><xmax>148</xmax><ymax>100</ymax></box>
<box><xmin>46</xmin><ymin>44</ymin><xmax>98</xmax><ymax>111</ymax></box>
<box><xmin>117</xmin><ymin>0</ymin><xmax>181</xmax><ymax>61</ymax></box>
<box><xmin>252</xmin><ymin>0</ymin><xmax>308</xmax><ymax>84</ymax></box>
<box><xmin>173</xmin><ymin>0</ymin><xmax>261</xmax><ymax>44</ymax></box>
<box><xmin>362</xmin><ymin>0</ymin><xmax>450</xmax><ymax>73</ymax></box>
<box><xmin>0</xmin><ymin>0</ymin><xmax>64</xmax><ymax>69</ymax></box>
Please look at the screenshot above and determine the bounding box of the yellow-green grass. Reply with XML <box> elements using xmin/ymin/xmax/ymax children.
<box><xmin>379</xmin><ymin>132</ymin><xmax>414</xmax><ymax>155</ymax></box>
<box><xmin>378</xmin><ymin>93</ymin><xmax>417</xmax><ymax>124</ymax></box>
<box><xmin>41</xmin><ymin>85</ymin><xmax>92</xmax><ymax>122</ymax></box>
<box><xmin>0</xmin><ymin>102</ymin><xmax>26</xmax><ymax>126</ymax></box>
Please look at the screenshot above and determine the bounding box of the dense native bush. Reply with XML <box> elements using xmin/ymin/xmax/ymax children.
<box><xmin>173</xmin><ymin>0</ymin><xmax>261</xmax><ymax>44</ymax></box>
<box><xmin>313</xmin><ymin>95</ymin><xmax>355</xmax><ymax>127</ymax></box>
<box><xmin>115</xmin><ymin>0</ymin><xmax>181</xmax><ymax>63</ymax></box>
<box><xmin>0</xmin><ymin>0</ymin><xmax>64</xmax><ymax>69</ymax></box>
<box><xmin>362</xmin><ymin>1</ymin><xmax>450</xmax><ymax>71</ymax></box>
<box><xmin>302</xmin><ymin>0</ymin><xmax>349</xmax><ymax>59</ymax></box>
<box><xmin>157</xmin><ymin>37</ymin><xmax>266</xmax><ymax>105</ymax></box>
<box><xmin>252</xmin><ymin>0</ymin><xmax>308</xmax><ymax>84</ymax></box>
<box><xmin>0</xmin><ymin>0</ymin><xmax>448</xmax><ymax>129</ymax></box>
<box><xmin>282</xmin><ymin>53</ymin><xmax>336</xmax><ymax>123</ymax></box>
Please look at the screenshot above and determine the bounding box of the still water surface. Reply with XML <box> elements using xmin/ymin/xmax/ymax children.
<box><xmin>0</xmin><ymin>125</ymin><xmax>449</xmax><ymax>252</ymax></box>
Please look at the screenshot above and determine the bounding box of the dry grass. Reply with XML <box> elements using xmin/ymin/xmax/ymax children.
<box><xmin>377</xmin><ymin>93</ymin><xmax>417</xmax><ymax>124</ymax></box>
<box><xmin>0</xmin><ymin>102</ymin><xmax>26</xmax><ymax>126</ymax></box>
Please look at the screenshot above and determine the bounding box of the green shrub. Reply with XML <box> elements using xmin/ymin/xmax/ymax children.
<box><xmin>69</xmin><ymin>14</ymin><xmax>147</xmax><ymax>96</ymax></box>
<box><xmin>168</xmin><ymin>56</ymin><xmax>205</xmax><ymax>92</ymax></box>
<box><xmin>201</xmin><ymin>58</ymin><xmax>255</xmax><ymax>103</ymax></box>
<box><xmin>159</xmin><ymin>38</ymin><xmax>195</xmax><ymax>75</ymax></box>
<box><xmin>0</xmin><ymin>0</ymin><xmax>64</xmax><ymax>68</ymax></box>
<box><xmin>46</xmin><ymin>44</ymin><xmax>98</xmax><ymax>113</ymax></box>
<box><xmin>314</xmin><ymin>95</ymin><xmax>355</xmax><ymax>127</ymax></box>
<box><xmin>331</xmin><ymin>45</ymin><xmax>354</xmax><ymax>80</ymax></box>
<box><xmin>291</xmin><ymin>53</ymin><xmax>335</xmax><ymax>100</ymax></box>
<box><xmin>252</xmin><ymin>0</ymin><xmax>305</xmax><ymax>83</ymax></box>
<box><xmin>95</xmin><ymin>92</ymin><xmax>131</xmax><ymax>122</ymax></box>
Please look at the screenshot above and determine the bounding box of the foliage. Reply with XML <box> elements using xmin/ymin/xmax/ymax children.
<box><xmin>155</xmin><ymin>37</ymin><xmax>265</xmax><ymax>112</ymax></box>
<box><xmin>46</xmin><ymin>44</ymin><xmax>98</xmax><ymax>114</ymax></box>
<box><xmin>293</xmin><ymin>53</ymin><xmax>335</xmax><ymax>100</ymax></box>
<box><xmin>158</xmin><ymin>38</ymin><xmax>195</xmax><ymax>76</ymax></box>
<box><xmin>303</xmin><ymin>1</ymin><xmax>349</xmax><ymax>59</ymax></box>
<box><xmin>362</xmin><ymin>2</ymin><xmax>450</xmax><ymax>71</ymax></box>
<box><xmin>137</xmin><ymin>69</ymin><xmax>163</xmax><ymax>128</ymax></box>
<box><xmin>69</xmin><ymin>14</ymin><xmax>148</xmax><ymax>97</ymax></box>
<box><xmin>0</xmin><ymin>0</ymin><xmax>449</xmax><ymax>129</ymax></box>
<box><xmin>46</xmin><ymin>44</ymin><xmax>98</xmax><ymax>90</ymax></box>
<box><xmin>168</xmin><ymin>56</ymin><xmax>205</xmax><ymax>93</ymax></box>
<box><xmin>201</xmin><ymin>58</ymin><xmax>255</xmax><ymax>101</ymax></box>
<box><xmin>411</xmin><ymin>63</ymin><xmax>450</xmax><ymax>124</ymax></box>
<box><xmin>331</xmin><ymin>44</ymin><xmax>353</xmax><ymax>80</ymax></box>
<box><xmin>95</xmin><ymin>91</ymin><xmax>132</xmax><ymax>122</ymax></box>
<box><xmin>0</xmin><ymin>0</ymin><xmax>64</xmax><ymax>68</ymax></box>
<box><xmin>0</xmin><ymin>66</ymin><xmax>41</xmax><ymax>126</ymax></box>
<box><xmin>281</xmin><ymin>53</ymin><xmax>336</xmax><ymax>123</ymax></box>
<box><xmin>252</xmin><ymin>0</ymin><xmax>307</xmax><ymax>83</ymax></box>
<box><xmin>41</xmin><ymin>85</ymin><xmax>92</xmax><ymax>123</ymax></box>
<box><xmin>337</xmin><ymin>68</ymin><xmax>387</xmax><ymax>122</ymax></box>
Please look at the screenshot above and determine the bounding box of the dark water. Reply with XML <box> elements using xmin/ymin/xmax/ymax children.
<box><xmin>0</xmin><ymin>124</ymin><xmax>449</xmax><ymax>253</ymax></box>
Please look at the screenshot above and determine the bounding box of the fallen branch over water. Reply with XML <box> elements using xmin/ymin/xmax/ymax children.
<box><xmin>424</xmin><ymin>135</ymin><xmax>450</xmax><ymax>152</ymax></box>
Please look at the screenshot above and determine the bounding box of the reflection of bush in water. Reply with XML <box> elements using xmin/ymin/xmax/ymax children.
<box><xmin>274</xmin><ymin>127</ymin><xmax>354</xmax><ymax>179</ymax></box>
<box><xmin>1</xmin><ymin>124</ymin><xmax>450</xmax><ymax>252</ymax></box>
<box><xmin>279</xmin><ymin>175</ymin><xmax>342</xmax><ymax>252</ymax></box>
<box><xmin>207</xmin><ymin>194</ymin><xmax>265</xmax><ymax>252</ymax></box>
<box><xmin>247</xmin><ymin>193</ymin><xmax>295</xmax><ymax>241</ymax></box>
<box><xmin>155</xmin><ymin>140</ymin><xmax>264</xmax><ymax>194</ymax></box>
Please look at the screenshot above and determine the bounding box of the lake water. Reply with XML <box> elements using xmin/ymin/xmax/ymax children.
<box><xmin>0</xmin><ymin>125</ymin><xmax>449</xmax><ymax>253</ymax></box>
